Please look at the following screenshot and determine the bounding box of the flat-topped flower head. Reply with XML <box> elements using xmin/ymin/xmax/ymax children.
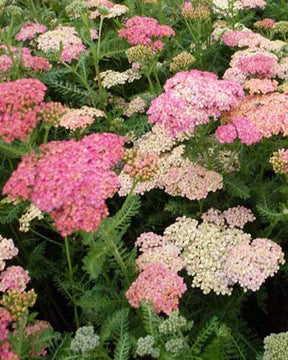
<box><xmin>0</xmin><ymin>78</ymin><xmax>47</xmax><ymax>143</ymax></box>
<box><xmin>3</xmin><ymin>134</ymin><xmax>125</xmax><ymax>236</ymax></box>
<box><xmin>126</xmin><ymin>263</ymin><xmax>187</xmax><ymax>314</ymax></box>
<box><xmin>147</xmin><ymin>70</ymin><xmax>244</xmax><ymax>137</ymax></box>
<box><xmin>118</xmin><ymin>16</ymin><xmax>175</xmax><ymax>47</ymax></box>
<box><xmin>15</xmin><ymin>23</ymin><xmax>47</xmax><ymax>41</ymax></box>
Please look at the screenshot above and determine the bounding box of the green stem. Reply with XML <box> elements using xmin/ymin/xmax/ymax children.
<box><xmin>146</xmin><ymin>72</ymin><xmax>156</xmax><ymax>94</ymax></box>
<box><xmin>154</xmin><ymin>71</ymin><xmax>162</xmax><ymax>92</ymax></box>
<box><xmin>92</xmin><ymin>16</ymin><xmax>105</xmax><ymax>102</ymax></box>
<box><xmin>43</xmin><ymin>125</ymin><xmax>50</xmax><ymax>144</ymax></box>
<box><xmin>64</xmin><ymin>236</ymin><xmax>80</xmax><ymax>328</ymax></box>
<box><xmin>158</xmin><ymin>0</ymin><xmax>164</xmax><ymax>24</ymax></box>
<box><xmin>29</xmin><ymin>0</ymin><xmax>38</xmax><ymax>20</ymax></box>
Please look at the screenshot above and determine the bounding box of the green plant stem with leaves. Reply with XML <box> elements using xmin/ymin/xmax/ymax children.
<box><xmin>64</xmin><ymin>236</ymin><xmax>80</xmax><ymax>329</ymax></box>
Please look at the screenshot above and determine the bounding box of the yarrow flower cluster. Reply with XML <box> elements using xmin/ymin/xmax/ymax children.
<box><xmin>15</xmin><ymin>23</ymin><xmax>47</xmax><ymax>41</ymax></box>
<box><xmin>118</xmin><ymin>16</ymin><xmax>175</xmax><ymax>48</ymax></box>
<box><xmin>221</xmin><ymin>29</ymin><xmax>286</xmax><ymax>54</ymax></box>
<box><xmin>201</xmin><ymin>206</ymin><xmax>255</xmax><ymax>229</ymax></box>
<box><xmin>215</xmin><ymin>116</ymin><xmax>262</xmax><ymax>146</ymax></box>
<box><xmin>0</xmin><ymin>78</ymin><xmax>47</xmax><ymax>142</ymax></box>
<box><xmin>0</xmin><ymin>236</ymin><xmax>18</xmax><ymax>271</ymax></box>
<box><xmin>225</xmin><ymin>238</ymin><xmax>285</xmax><ymax>291</ymax></box>
<box><xmin>70</xmin><ymin>326</ymin><xmax>100</xmax><ymax>357</ymax></box>
<box><xmin>222</xmin><ymin>93</ymin><xmax>288</xmax><ymax>139</ymax></box>
<box><xmin>147</xmin><ymin>70</ymin><xmax>244</xmax><ymax>137</ymax></box>
<box><xmin>19</xmin><ymin>204</ymin><xmax>44</xmax><ymax>233</ymax></box>
<box><xmin>254</xmin><ymin>18</ymin><xmax>275</xmax><ymax>30</ymax></box>
<box><xmin>263</xmin><ymin>332</ymin><xmax>288</xmax><ymax>360</ymax></box>
<box><xmin>270</xmin><ymin>149</ymin><xmax>288</xmax><ymax>174</ymax></box>
<box><xmin>136</xmin><ymin>335</ymin><xmax>160</xmax><ymax>358</ymax></box>
<box><xmin>87</xmin><ymin>0</ymin><xmax>129</xmax><ymax>19</ymax></box>
<box><xmin>119</xmin><ymin>144</ymin><xmax>223</xmax><ymax>200</ymax></box>
<box><xmin>244</xmin><ymin>78</ymin><xmax>278</xmax><ymax>94</ymax></box>
<box><xmin>3</xmin><ymin>133</ymin><xmax>125</xmax><ymax>236</ymax></box>
<box><xmin>164</xmin><ymin>213</ymin><xmax>284</xmax><ymax>295</ymax></box>
<box><xmin>0</xmin><ymin>266</ymin><xmax>30</xmax><ymax>293</ymax></box>
<box><xmin>124</xmin><ymin>97</ymin><xmax>146</xmax><ymax>117</ymax></box>
<box><xmin>181</xmin><ymin>2</ymin><xmax>211</xmax><ymax>21</ymax></box>
<box><xmin>0</xmin><ymin>45</ymin><xmax>50</xmax><ymax>74</ymax></box>
<box><xmin>212</xmin><ymin>0</ymin><xmax>266</xmax><ymax>16</ymax></box>
<box><xmin>122</xmin><ymin>149</ymin><xmax>159</xmax><ymax>182</ymax></box>
<box><xmin>169</xmin><ymin>52</ymin><xmax>196</xmax><ymax>72</ymax></box>
<box><xmin>36</xmin><ymin>26</ymin><xmax>86</xmax><ymax>62</ymax></box>
<box><xmin>126</xmin><ymin>263</ymin><xmax>187</xmax><ymax>314</ymax></box>
<box><xmin>58</xmin><ymin>106</ymin><xmax>106</xmax><ymax>130</ymax></box>
<box><xmin>99</xmin><ymin>68</ymin><xmax>141</xmax><ymax>89</ymax></box>
<box><xmin>135</xmin><ymin>233</ymin><xmax>185</xmax><ymax>272</ymax></box>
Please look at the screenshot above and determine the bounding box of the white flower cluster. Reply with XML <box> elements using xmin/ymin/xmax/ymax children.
<box><xmin>70</xmin><ymin>326</ymin><xmax>100</xmax><ymax>357</ymax></box>
<box><xmin>99</xmin><ymin>69</ymin><xmax>141</xmax><ymax>89</ymax></box>
<box><xmin>158</xmin><ymin>311</ymin><xmax>188</xmax><ymax>334</ymax></box>
<box><xmin>136</xmin><ymin>335</ymin><xmax>160</xmax><ymax>358</ymax></box>
<box><xmin>164</xmin><ymin>215</ymin><xmax>284</xmax><ymax>295</ymax></box>
<box><xmin>263</xmin><ymin>332</ymin><xmax>288</xmax><ymax>360</ymax></box>
<box><xmin>19</xmin><ymin>204</ymin><xmax>44</xmax><ymax>232</ymax></box>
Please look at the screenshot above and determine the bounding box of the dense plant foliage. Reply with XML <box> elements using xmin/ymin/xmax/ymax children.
<box><xmin>0</xmin><ymin>0</ymin><xmax>288</xmax><ymax>358</ymax></box>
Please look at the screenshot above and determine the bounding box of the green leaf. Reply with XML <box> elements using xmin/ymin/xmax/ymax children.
<box><xmin>82</xmin><ymin>241</ymin><xmax>107</xmax><ymax>280</ymax></box>
<box><xmin>223</xmin><ymin>174</ymin><xmax>250</xmax><ymax>199</ymax></box>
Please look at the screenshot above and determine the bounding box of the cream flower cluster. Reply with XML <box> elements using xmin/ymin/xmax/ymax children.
<box><xmin>99</xmin><ymin>69</ymin><xmax>141</xmax><ymax>89</ymax></box>
<box><xmin>36</xmin><ymin>26</ymin><xmax>83</xmax><ymax>53</ymax></box>
<box><xmin>164</xmin><ymin>214</ymin><xmax>284</xmax><ymax>295</ymax></box>
<box><xmin>19</xmin><ymin>204</ymin><xmax>44</xmax><ymax>233</ymax></box>
<box><xmin>58</xmin><ymin>106</ymin><xmax>106</xmax><ymax>130</ymax></box>
<box><xmin>263</xmin><ymin>332</ymin><xmax>288</xmax><ymax>360</ymax></box>
<box><xmin>119</xmin><ymin>143</ymin><xmax>223</xmax><ymax>200</ymax></box>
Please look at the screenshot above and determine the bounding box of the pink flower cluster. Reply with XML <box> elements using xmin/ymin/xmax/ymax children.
<box><xmin>0</xmin><ymin>78</ymin><xmax>47</xmax><ymax>143</ymax></box>
<box><xmin>216</xmin><ymin>116</ymin><xmax>262</xmax><ymax>146</ymax></box>
<box><xmin>224</xmin><ymin>93</ymin><xmax>288</xmax><ymax>139</ymax></box>
<box><xmin>36</xmin><ymin>26</ymin><xmax>86</xmax><ymax>62</ymax></box>
<box><xmin>147</xmin><ymin>70</ymin><xmax>244</xmax><ymax>137</ymax></box>
<box><xmin>58</xmin><ymin>106</ymin><xmax>106</xmax><ymax>130</ymax></box>
<box><xmin>127</xmin><ymin>232</ymin><xmax>187</xmax><ymax>314</ymax></box>
<box><xmin>135</xmin><ymin>232</ymin><xmax>168</xmax><ymax>251</ymax></box>
<box><xmin>244</xmin><ymin>79</ymin><xmax>278</xmax><ymax>94</ymax></box>
<box><xmin>0</xmin><ymin>266</ymin><xmax>30</xmax><ymax>293</ymax></box>
<box><xmin>0</xmin><ymin>307</ymin><xmax>18</xmax><ymax>359</ymax></box>
<box><xmin>0</xmin><ymin>236</ymin><xmax>18</xmax><ymax>271</ymax></box>
<box><xmin>223</xmin><ymin>48</ymin><xmax>279</xmax><ymax>85</ymax></box>
<box><xmin>162</xmin><ymin>164</ymin><xmax>223</xmax><ymax>201</ymax></box>
<box><xmin>254</xmin><ymin>18</ymin><xmax>275</xmax><ymax>30</ymax></box>
<box><xmin>126</xmin><ymin>263</ymin><xmax>186</xmax><ymax>314</ymax></box>
<box><xmin>61</xmin><ymin>44</ymin><xmax>86</xmax><ymax>63</ymax></box>
<box><xmin>0</xmin><ymin>45</ymin><xmax>50</xmax><ymax>74</ymax></box>
<box><xmin>3</xmin><ymin>134</ymin><xmax>125</xmax><ymax>236</ymax></box>
<box><xmin>118</xmin><ymin>16</ymin><xmax>175</xmax><ymax>49</ymax></box>
<box><xmin>225</xmin><ymin>238</ymin><xmax>285</xmax><ymax>291</ymax></box>
<box><xmin>15</xmin><ymin>23</ymin><xmax>47</xmax><ymax>41</ymax></box>
<box><xmin>201</xmin><ymin>206</ymin><xmax>255</xmax><ymax>229</ymax></box>
<box><xmin>236</xmin><ymin>54</ymin><xmax>277</xmax><ymax>78</ymax></box>
<box><xmin>0</xmin><ymin>308</ymin><xmax>11</xmax><ymax>342</ymax></box>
